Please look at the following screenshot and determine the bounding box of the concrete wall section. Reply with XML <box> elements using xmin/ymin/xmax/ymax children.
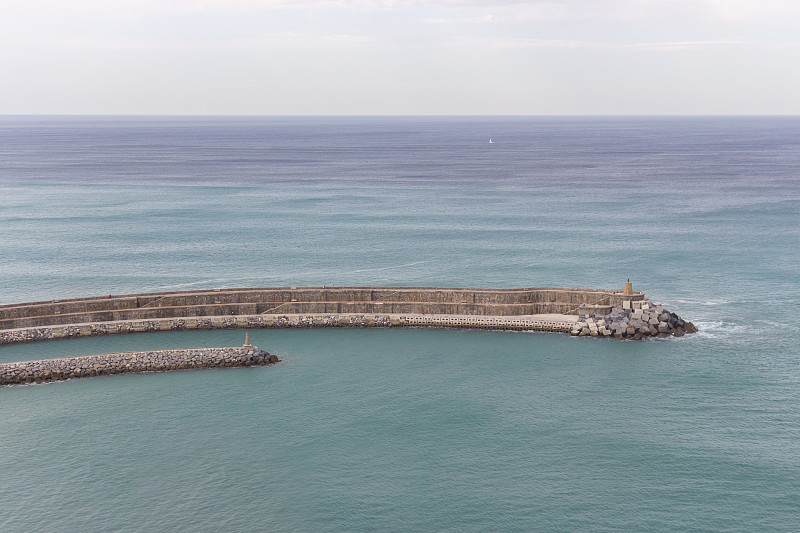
<box><xmin>0</xmin><ymin>286</ymin><xmax>643</xmax><ymax>332</ymax></box>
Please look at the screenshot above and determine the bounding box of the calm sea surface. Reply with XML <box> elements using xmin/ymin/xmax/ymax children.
<box><xmin>1</xmin><ymin>116</ymin><xmax>799</xmax><ymax>531</ymax></box>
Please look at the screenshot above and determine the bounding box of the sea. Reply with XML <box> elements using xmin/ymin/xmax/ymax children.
<box><xmin>1</xmin><ymin>116</ymin><xmax>798</xmax><ymax>532</ymax></box>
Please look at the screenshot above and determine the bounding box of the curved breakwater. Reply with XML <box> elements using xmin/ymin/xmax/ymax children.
<box><xmin>0</xmin><ymin>285</ymin><xmax>694</xmax><ymax>344</ymax></box>
<box><xmin>0</xmin><ymin>346</ymin><xmax>279</xmax><ymax>386</ymax></box>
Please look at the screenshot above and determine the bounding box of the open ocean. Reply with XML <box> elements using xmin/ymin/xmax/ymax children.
<box><xmin>1</xmin><ymin>116</ymin><xmax>799</xmax><ymax>532</ymax></box>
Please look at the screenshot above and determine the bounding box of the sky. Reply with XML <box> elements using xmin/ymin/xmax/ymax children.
<box><xmin>1</xmin><ymin>0</ymin><xmax>799</xmax><ymax>115</ymax></box>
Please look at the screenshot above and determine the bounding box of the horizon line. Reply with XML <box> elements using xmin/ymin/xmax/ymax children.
<box><xmin>1</xmin><ymin>113</ymin><xmax>799</xmax><ymax>119</ymax></box>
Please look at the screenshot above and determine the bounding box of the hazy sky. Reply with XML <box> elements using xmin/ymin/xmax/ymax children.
<box><xmin>2</xmin><ymin>0</ymin><xmax>799</xmax><ymax>115</ymax></box>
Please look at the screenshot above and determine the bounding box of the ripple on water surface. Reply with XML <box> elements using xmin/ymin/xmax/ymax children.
<box><xmin>2</xmin><ymin>328</ymin><xmax>800</xmax><ymax>531</ymax></box>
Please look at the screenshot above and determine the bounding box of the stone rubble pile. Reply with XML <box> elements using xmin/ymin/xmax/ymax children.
<box><xmin>0</xmin><ymin>346</ymin><xmax>279</xmax><ymax>386</ymax></box>
<box><xmin>570</xmin><ymin>298</ymin><xmax>697</xmax><ymax>340</ymax></box>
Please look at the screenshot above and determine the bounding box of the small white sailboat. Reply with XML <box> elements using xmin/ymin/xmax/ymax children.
<box><xmin>489</xmin><ymin>138</ymin><xmax>493</xmax><ymax>144</ymax></box>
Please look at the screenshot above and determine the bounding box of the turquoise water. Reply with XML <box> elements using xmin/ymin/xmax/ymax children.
<box><xmin>1</xmin><ymin>117</ymin><xmax>799</xmax><ymax>531</ymax></box>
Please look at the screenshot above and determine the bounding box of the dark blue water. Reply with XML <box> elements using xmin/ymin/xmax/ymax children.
<box><xmin>1</xmin><ymin>117</ymin><xmax>799</xmax><ymax>531</ymax></box>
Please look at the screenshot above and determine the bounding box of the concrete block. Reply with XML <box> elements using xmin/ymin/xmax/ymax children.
<box><xmin>623</xmin><ymin>300</ymin><xmax>631</xmax><ymax>310</ymax></box>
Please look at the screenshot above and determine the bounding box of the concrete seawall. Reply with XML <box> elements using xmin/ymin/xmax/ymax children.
<box><xmin>0</xmin><ymin>346</ymin><xmax>279</xmax><ymax>386</ymax></box>
<box><xmin>0</xmin><ymin>286</ymin><xmax>642</xmax><ymax>331</ymax></box>
<box><xmin>0</xmin><ymin>285</ymin><xmax>693</xmax><ymax>344</ymax></box>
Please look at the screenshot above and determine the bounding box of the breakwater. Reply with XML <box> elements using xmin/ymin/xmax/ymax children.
<box><xmin>0</xmin><ymin>286</ymin><xmax>640</xmax><ymax>329</ymax></box>
<box><xmin>571</xmin><ymin>296</ymin><xmax>697</xmax><ymax>339</ymax></box>
<box><xmin>0</xmin><ymin>285</ymin><xmax>694</xmax><ymax>344</ymax></box>
<box><xmin>0</xmin><ymin>346</ymin><xmax>279</xmax><ymax>386</ymax></box>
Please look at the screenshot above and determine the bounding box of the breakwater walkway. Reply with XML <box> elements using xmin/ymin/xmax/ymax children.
<box><xmin>0</xmin><ymin>312</ymin><xmax>580</xmax><ymax>345</ymax></box>
<box><xmin>0</xmin><ymin>346</ymin><xmax>279</xmax><ymax>386</ymax></box>
<box><xmin>0</xmin><ymin>285</ymin><xmax>695</xmax><ymax>344</ymax></box>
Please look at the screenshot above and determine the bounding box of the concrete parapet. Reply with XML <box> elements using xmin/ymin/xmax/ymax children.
<box><xmin>0</xmin><ymin>286</ymin><xmax>643</xmax><ymax>330</ymax></box>
<box><xmin>0</xmin><ymin>286</ymin><xmax>674</xmax><ymax>344</ymax></box>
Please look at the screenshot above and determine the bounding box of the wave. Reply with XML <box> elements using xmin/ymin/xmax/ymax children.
<box><xmin>670</xmin><ymin>297</ymin><xmax>738</xmax><ymax>307</ymax></box>
<box><xmin>156</xmin><ymin>279</ymin><xmax>225</xmax><ymax>289</ymax></box>
<box><xmin>348</xmin><ymin>261</ymin><xmax>431</xmax><ymax>274</ymax></box>
<box><xmin>692</xmin><ymin>318</ymin><xmax>793</xmax><ymax>340</ymax></box>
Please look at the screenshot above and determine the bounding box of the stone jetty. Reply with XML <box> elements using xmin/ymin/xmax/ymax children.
<box><xmin>570</xmin><ymin>297</ymin><xmax>697</xmax><ymax>340</ymax></box>
<box><xmin>0</xmin><ymin>346</ymin><xmax>279</xmax><ymax>386</ymax></box>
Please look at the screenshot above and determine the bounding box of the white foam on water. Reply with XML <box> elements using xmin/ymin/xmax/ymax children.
<box><xmin>671</xmin><ymin>297</ymin><xmax>737</xmax><ymax>307</ymax></box>
<box><xmin>349</xmin><ymin>261</ymin><xmax>431</xmax><ymax>274</ymax></box>
<box><xmin>151</xmin><ymin>279</ymin><xmax>220</xmax><ymax>291</ymax></box>
<box><xmin>692</xmin><ymin>318</ymin><xmax>790</xmax><ymax>340</ymax></box>
<box><xmin>692</xmin><ymin>320</ymin><xmax>743</xmax><ymax>339</ymax></box>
